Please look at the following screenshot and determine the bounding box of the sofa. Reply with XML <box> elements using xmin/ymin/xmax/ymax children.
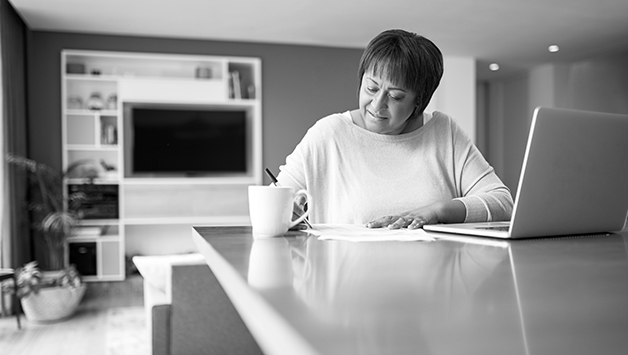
<box><xmin>133</xmin><ymin>254</ymin><xmax>262</xmax><ymax>355</ymax></box>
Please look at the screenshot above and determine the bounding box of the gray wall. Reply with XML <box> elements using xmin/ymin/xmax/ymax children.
<box><xmin>26</xmin><ymin>32</ymin><xmax>364</xmax><ymax>183</ymax></box>
<box><xmin>483</xmin><ymin>49</ymin><xmax>628</xmax><ymax>193</ymax></box>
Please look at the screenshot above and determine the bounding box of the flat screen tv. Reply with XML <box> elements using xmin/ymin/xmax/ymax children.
<box><xmin>123</xmin><ymin>102</ymin><xmax>250</xmax><ymax>178</ymax></box>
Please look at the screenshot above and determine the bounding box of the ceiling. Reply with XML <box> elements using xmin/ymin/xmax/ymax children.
<box><xmin>9</xmin><ymin>0</ymin><xmax>628</xmax><ymax>79</ymax></box>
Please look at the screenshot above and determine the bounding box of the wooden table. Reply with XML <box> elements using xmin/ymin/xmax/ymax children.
<box><xmin>192</xmin><ymin>226</ymin><xmax>628</xmax><ymax>355</ymax></box>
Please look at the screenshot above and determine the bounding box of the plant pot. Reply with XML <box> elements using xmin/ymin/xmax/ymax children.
<box><xmin>20</xmin><ymin>284</ymin><xmax>87</xmax><ymax>323</ymax></box>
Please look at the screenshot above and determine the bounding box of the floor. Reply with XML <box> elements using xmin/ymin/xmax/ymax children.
<box><xmin>0</xmin><ymin>273</ymin><xmax>144</xmax><ymax>355</ymax></box>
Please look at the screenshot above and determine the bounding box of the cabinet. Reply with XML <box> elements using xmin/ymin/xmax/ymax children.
<box><xmin>61</xmin><ymin>50</ymin><xmax>262</xmax><ymax>281</ymax></box>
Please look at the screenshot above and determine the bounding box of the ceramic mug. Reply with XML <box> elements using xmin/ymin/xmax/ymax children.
<box><xmin>248</xmin><ymin>185</ymin><xmax>311</xmax><ymax>238</ymax></box>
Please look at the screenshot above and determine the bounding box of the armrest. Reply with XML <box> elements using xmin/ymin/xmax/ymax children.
<box><xmin>170</xmin><ymin>264</ymin><xmax>262</xmax><ymax>355</ymax></box>
<box><xmin>152</xmin><ymin>304</ymin><xmax>171</xmax><ymax>355</ymax></box>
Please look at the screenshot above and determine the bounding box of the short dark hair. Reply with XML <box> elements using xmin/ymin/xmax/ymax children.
<box><xmin>358</xmin><ymin>29</ymin><xmax>444</xmax><ymax>114</ymax></box>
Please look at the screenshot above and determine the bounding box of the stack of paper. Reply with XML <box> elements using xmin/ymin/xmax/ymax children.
<box><xmin>307</xmin><ymin>224</ymin><xmax>435</xmax><ymax>242</ymax></box>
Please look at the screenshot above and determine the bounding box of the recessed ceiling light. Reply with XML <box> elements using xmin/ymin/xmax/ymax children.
<box><xmin>548</xmin><ymin>45</ymin><xmax>560</xmax><ymax>53</ymax></box>
<box><xmin>489</xmin><ymin>63</ymin><xmax>500</xmax><ymax>71</ymax></box>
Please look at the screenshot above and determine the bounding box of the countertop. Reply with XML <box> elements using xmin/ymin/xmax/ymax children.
<box><xmin>192</xmin><ymin>226</ymin><xmax>628</xmax><ymax>355</ymax></box>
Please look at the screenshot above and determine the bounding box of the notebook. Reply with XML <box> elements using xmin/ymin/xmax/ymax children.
<box><xmin>424</xmin><ymin>107</ymin><xmax>628</xmax><ymax>239</ymax></box>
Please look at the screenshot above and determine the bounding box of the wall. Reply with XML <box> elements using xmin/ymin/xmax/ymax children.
<box><xmin>484</xmin><ymin>49</ymin><xmax>628</xmax><ymax>193</ymax></box>
<box><xmin>554</xmin><ymin>51</ymin><xmax>628</xmax><ymax>113</ymax></box>
<box><xmin>427</xmin><ymin>56</ymin><xmax>476</xmax><ymax>142</ymax></box>
<box><xmin>26</xmin><ymin>32</ymin><xmax>364</xmax><ymax>181</ymax></box>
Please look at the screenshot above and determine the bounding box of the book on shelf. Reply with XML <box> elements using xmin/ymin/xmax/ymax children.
<box><xmin>229</xmin><ymin>70</ymin><xmax>243</xmax><ymax>99</ymax></box>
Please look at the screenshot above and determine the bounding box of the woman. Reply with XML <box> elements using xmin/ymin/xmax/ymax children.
<box><xmin>276</xmin><ymin>29</ymin><xmax>513</xmax><ymax>229</ymax></box>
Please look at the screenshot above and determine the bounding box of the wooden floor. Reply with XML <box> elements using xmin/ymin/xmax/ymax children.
<box><xmin>0</xmin><ymin>273</ymin><xmax>144</xmax><ymax>355</ymax></box>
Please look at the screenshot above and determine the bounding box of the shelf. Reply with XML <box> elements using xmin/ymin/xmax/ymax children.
<box><xmin>67</xmin><ymin>74</ymin><xmax>229</xmax><ymax>87</ymax></box>
<box><xmin>66</xmin><ymin>145</ymin><xmax>118</xmax><ymax>151</ymax></box>
<box><xmin>62</xmin><ymin>49</ymin><xmax>262</xmax><ymax>281</ymax></box>
<box><xmin>82</xmin><ymin>275</ymin><xmax>124</xmax><ymax>282</ymax></box>
<box><xmin>65</xmin><ymin>74</ymin><xmax>118</xmax><ymax>82</ymax></box>
<box><xmin>78</xmin><ymin>219</ymin><xmax>120</xmax><ymax>226</ymax></box>
<box><xmin>65</xmin><ymin>50</ymin><xmax>228</xmax><ymax>80</ymax></box>
<box><xmin>66</xmin><ymin>178</ymin><xmax>120</xmax><ymax>185</ymax></box>
<box><xmin>68</xmin><ymin>234</ymin><xmax>120</xmax><ymax>242</ymax></box>
<box><xmin>66</xmin><ymin>109</ymin><xmax>118</xmax><ymax>116</ymax></box>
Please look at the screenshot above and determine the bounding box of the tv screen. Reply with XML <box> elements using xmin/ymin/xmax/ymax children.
<box><xmin>123</xmin><ymin>103</ymin><xmax>248</xmax><ymax>178</ymax></box>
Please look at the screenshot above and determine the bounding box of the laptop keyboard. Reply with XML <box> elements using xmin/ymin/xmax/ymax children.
<box><xmin>475</xmin><ymin>226</ymin><xmax>510</xmax><ymax>231</ymax></box>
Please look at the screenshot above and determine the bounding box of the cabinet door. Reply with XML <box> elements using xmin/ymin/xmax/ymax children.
<box><xmin>101</xmin><ymin>240</ymin><xmax>122</xmax><ymax>277</ymax></box>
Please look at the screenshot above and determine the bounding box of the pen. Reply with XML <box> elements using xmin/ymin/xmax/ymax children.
<box><xmin>264</xmin><ymin>168</ymin><xmax>280</xmax><ymax>186</ymax></box>
<box><xmin>264</xmin><ymin>168</ymin><xmax>312</xmax><ymax>228</ymax></box>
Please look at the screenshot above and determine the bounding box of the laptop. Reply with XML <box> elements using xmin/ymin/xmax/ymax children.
<box><xmin>424</xmin><ymin>107</ymin><xmax>628</xmax><ymax>239</ymax></box>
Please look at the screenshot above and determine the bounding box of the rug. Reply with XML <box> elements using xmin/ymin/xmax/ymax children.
<box><xmin>106</xmin><ymin>307</ymin><xmax>149</xmax><ymax>355</ymax></box>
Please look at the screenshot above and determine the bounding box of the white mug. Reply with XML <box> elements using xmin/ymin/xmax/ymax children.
<box><xmin>248</xmin><ymin>185</ymin><xmax>311</xmax><ymax>238</ymax></box>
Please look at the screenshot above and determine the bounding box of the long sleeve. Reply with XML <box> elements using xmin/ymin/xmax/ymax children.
<box><xmin>448</xmin><ymin>116</ymin><xmax>513</xmax><ymax>222</ymax></box>
<box><xmin>278</xmin><ymin>111</ymin><xmax>513</xmax><ymax>224</ymax></box>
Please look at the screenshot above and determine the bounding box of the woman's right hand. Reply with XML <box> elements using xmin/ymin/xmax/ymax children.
<box><xmin>289</xmin><ymin>194</ymin><xmax>310</xmax><ymax>230</ymax></box>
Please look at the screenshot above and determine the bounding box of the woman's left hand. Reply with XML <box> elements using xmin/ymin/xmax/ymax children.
<box><xmin>365</xmin><ymin>200</ymin><xmax>466</xmax><ymax>230</ymax></box>
<box><xmin>366</xmin><ymin>213</ymin><xmax>435</xmax><ymax>230</ymax></box>
<box><xmin>366</xmin><ymin>204</ymin><xmax>440</xmax><ymax>229</ymax></box>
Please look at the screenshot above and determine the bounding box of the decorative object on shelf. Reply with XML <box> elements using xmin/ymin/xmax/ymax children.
<box><xmin>1</xmin><ymin>261</ymin><xmax>86</xmax><ymax>323</ymax></box>
<box><xmin>86</xmin><ymin>92</ymin><xmax>104</xmax><ymax>110</ymax></box>
<box><xmin>100</xmin><ymin>159</ymin><xmax>117</xmax><ymax>174</ymax></box>
<box><xmin>66</xmin><ymin>63</ymin><xmax>85</xmax><ymax>74</ymax></box>
<box><xmin>195</xmin><ymin>66</ymin><xmax>212</xmax><ymax>79</ymax></box>
<box><xmin>66</xmin><ymin>183</ymin><xmax>119</xmax><ymax>220</ymax></box>
<box><xmin>66</xmin><ymin>159</ymin><xmax>106</xmax><ymax>181</ymax></box>
<box><xmin>106</xmin><ymin>93</ymin><xmax>117</xmax><ymax>110</ymax></box>
<box><xmin>6</xmin><ymin>154</ymin><xmax>87</xmax><ymax>270</ymax></box>
<box><xmin>247</xmin><ymin>84</ymin><xmax>256</xmax><ymax>99</ymax></box>
<box><xmin>90</xmin><ymin>69</ymin><xmax>101</xmax><ymax>76</ymax></box>
<box><xmin>101</xmin><ymin>123</ymin><xmax>117</xmax><ymax>145</ymax></box>
<box><xmin>67</xmin><ymin>96</ymin><xmax>83</xmax><ymax>110</ymax></box>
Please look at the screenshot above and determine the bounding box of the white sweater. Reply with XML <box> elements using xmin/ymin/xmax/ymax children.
<box><xmin>277</xmin><ymin>111</ymin><xmax>513</xmax><ymax>224</ymax></box>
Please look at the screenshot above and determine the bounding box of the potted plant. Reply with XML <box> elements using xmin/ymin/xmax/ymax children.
<box><xmin>5</xmin><ymin>154</ymin><xmax>88</xmax><ymax>322</ymax></box>
<box><xmin>1</xmin><ymin>261</ymin><xmax>85</xmax><ymax>322</ymax></box>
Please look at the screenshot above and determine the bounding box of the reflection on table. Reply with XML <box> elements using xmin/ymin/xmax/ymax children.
<box><xmin>193</xmin><ymin>226</ymin><xmax>628</xmax><ymax>355</ymax></box>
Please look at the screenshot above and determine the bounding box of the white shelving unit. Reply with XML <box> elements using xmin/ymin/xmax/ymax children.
<box><xmin>61</xmin><ymin>50</ymin><xmax>262</xmax><ymax>281</ymax></box>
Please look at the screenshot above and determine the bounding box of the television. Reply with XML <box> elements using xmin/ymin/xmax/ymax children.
<box><xmin>123</xmin><ymin>102</ymin><xmax>250</xmax><ymax>178</ymax></box>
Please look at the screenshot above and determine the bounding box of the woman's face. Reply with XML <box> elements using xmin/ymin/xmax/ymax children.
<box><xmin>358</xmin><ymin>70</ymin><xmax>418</xmax><ymax>135</ymax></box>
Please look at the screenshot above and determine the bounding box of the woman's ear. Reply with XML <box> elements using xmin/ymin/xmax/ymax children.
<box><xmin>412</xmin><ymin>105</ymin><xmax>422</xmax><ymax>119</ymax></box>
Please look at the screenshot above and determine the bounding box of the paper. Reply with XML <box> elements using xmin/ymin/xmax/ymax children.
<box><xmin>308</xmin><ymin>224</ymin><xmax>435</xmax><ymax>242</ymax></box>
